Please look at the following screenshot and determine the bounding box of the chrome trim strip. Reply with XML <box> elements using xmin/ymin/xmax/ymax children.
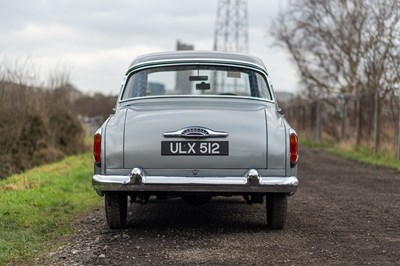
<box><xmin>142</xmin><ymin>176</ymin><xmax>247</xmax><ymax>185</ymax></box>
<box><xmin>127</xmin><ymin>58</ymin><xmax>268</xmax><ymax>75</ymax></box>
<box><xmin>289</xmin><ymin>128</ymin><xmax>297</xmax><ymax>135</ymax></box>
<box><xmin>93</xmin><ymin>169</ymin><xmax>298</xmax><ymax>191</ymax></box>
<box><xmin>93</xmin><ymin>174</ymin><xmax>131</xmax><ymax>184</ymax></box>
<box><xmin>163</xmin><ymin>126</ymin><xmax>228</xmax><ymax>138</ymax></box>
<box><xmin>119</xmin><ymin>95</ymin><xmax>275</xmax><ymax>105</ymax></box>
<box><xmin>259</xmin><ymin>176</ymin><xmax>298</xmax><ymax>186</ymax></box>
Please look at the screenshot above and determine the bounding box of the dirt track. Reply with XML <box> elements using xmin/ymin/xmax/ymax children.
<box><xmin>46</xmin><ymin>148</ymin><xmax>400</xmax><ymax>265</ymax></box>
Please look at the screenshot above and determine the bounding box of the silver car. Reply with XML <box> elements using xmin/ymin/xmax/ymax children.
<box><xmin>92</xmin><ymin>51</ymin><xmax>299</xmax><ymax>229</ymax></box>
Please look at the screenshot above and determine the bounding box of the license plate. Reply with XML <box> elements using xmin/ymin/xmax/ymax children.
<box><xmin>161</xmin><ymin>141</ymin><xmax>229</xmax><ymax>156</ymax></box>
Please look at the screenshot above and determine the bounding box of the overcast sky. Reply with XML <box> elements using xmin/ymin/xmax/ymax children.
<box><xmin>0</xmin><ymin>0</ymin><xmax>299</xmax><ymax>95</ymax></box>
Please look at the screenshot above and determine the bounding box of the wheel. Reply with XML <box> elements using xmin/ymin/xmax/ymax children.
<box><xmin>182</xmin><ymin>194</ymin><xmax>212</xmax><ymax>205</ymax></box>
<box><xmin>266</xmin><ymin>193</ymin><xmax>287</xmax><ymax>229</ymax></box>
<box><xmin>105</xmin><ymin>192</ymin><xmax>128</xmax><ymax>229</ymax></box>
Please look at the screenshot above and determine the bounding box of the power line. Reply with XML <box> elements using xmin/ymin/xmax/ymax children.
<box><xmin>213</xmin><ymin>0</ymin><xmax>249</xmax><ymax>53</ymax></box>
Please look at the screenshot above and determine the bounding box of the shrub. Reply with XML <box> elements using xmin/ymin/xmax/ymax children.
<box><xmin>0</xmin><ymin>60</ymin><xmax>84</xmax><ymax>178</ymax></box>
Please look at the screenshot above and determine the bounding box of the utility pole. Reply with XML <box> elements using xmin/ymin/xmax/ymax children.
<box><xmin>213</xmin><ymin>0</ymin><xmax>249</xmax><ymax>53</ymax></box>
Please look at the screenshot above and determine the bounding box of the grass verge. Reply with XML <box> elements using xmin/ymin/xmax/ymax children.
<box><xmin>300</xmin><ymin>139</ymin><xmax>400</xmax><ymax>171</ymax></box>
<box><xmin>0</xmin><ymin>153</ymin><xmax>101</xmax><ymax>265</ymax></box>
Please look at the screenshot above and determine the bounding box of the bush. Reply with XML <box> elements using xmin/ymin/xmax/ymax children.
<box><xmin>0</xmin><ymin>61</ymin><xmax>84</xmax><ymax>179</ymax></box>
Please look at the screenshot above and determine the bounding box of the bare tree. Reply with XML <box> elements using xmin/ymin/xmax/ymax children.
<box><xmin>272</xmin><ymin>0</ymin><xmax>400</xmax><ymax>99</ymax></box>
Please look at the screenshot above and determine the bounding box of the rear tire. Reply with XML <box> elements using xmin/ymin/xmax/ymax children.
<box><xmin>266</xmin><ymin>193</ymin><xmax>287</xmax><ymax>229</ymax></box>
<box><xmin>105</xmin><ymin>192</ymin><xmax>128</xmax><ymax>229</ymax></box>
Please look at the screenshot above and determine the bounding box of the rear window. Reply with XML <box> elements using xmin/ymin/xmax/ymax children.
<box><xmin>121</xmin><ymin>65</ymin><xmax>272</xmax><ymax>101</ymax></box>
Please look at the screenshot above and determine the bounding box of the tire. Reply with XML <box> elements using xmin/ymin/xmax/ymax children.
<box><xmin>266</xmin><ymin>193</ymin><xmax>287</xmax><ymax>229</ymax></box>
<box><xmin>105</xmin><ymin>192</ymin><xmax>128</xmax><ymax>229</ymax></box>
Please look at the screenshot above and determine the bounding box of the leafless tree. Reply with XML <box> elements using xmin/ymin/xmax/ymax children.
<box><xmin>272</xmin><ymin>0</ymin><xmax>400</xmax><ymax>154</ymax></box>
<box><xmin>272</xmin><ymin>0</ymin><xmax>400</xmax><ymax>99</ymax></box>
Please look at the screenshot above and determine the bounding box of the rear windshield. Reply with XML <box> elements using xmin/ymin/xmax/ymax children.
<box><xmin>121</xmin><ymin>65</ymin><xmax>273</xmax><ymax>101</ymax></box>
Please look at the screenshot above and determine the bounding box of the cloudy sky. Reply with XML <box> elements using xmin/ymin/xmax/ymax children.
<box><xmin>0</xmin><ymin>0</ymin><xmax>299</xmax><ymax>95</ymax></box>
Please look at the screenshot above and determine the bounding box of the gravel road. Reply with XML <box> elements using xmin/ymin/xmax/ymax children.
<box><xmin>45</xmin><ymin>148</ymin><xmax>400</xmax><ymax>265</ymax></box>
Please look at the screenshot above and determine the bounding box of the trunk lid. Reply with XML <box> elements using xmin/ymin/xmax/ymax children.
<box><xmin>123</xmin><ymin>98</ymin><xmax>268</xmax><ymax>170</ymax></box>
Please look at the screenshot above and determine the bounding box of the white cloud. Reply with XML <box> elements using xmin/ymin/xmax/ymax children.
<box><xmin>0</xmin><ymin>0</ymin><xmax>298</xmax><ymax>95</ymax></box>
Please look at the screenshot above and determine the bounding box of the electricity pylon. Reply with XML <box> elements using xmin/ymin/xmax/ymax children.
<box><xmin>213</xmin><ymin>0</ymin><xmax>249</xmax><ymax>53</ymax></box>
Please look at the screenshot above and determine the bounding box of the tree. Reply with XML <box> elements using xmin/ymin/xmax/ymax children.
<box><xmin>272</xmin><ymin>0</ymin><xmax>400</xmax><ymax>99</ymax></box>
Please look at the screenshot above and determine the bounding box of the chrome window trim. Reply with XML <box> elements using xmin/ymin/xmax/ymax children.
<box><xmin>126</xmin><ymin>58</ymin><xmax>268</xmax><ymax>74</ymax></box>
<box><xmin>118</xmin><ymin>95</ymin><xmax>275</xmax><ymax>105</ymax></box>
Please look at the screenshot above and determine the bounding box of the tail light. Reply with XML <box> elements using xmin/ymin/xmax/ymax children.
<box><xmin>290</xmin><ymin>131</ymin><xmax>298</xmax><ymax>166</ymax></box>
<box><xmin>93</xmin><ymin>133</ymin><xmax>101</xmax><ymax>164</ymax></box>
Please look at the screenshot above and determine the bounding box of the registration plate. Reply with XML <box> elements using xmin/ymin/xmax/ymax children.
<box><xmin>161</xmin><ymin>141</ymin><xmax>229</xmax><ymax>156</ymax></box>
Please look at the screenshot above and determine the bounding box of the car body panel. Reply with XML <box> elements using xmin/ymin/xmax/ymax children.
<box><xmin>265</xmin><ymin>107</ymin><xmax>287</xmax><ymax>170</ymax></box>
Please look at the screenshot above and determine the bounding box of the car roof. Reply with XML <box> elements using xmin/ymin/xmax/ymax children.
<box><xmin>128</xmin><ymin>51</ymin><xmax>267</xmax><ymax>72</ymax></box>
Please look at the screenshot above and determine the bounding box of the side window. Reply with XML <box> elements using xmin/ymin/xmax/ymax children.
<box><xmin>122</xmin><ymin>72</ymin><xmax>148</xmax><ymax>99</ymax></box>
<box><xmin>122</xmin><ymin>74</ymin><xmax>134</xmax><ymax>99</ymax></box>
<box><xmin>257</xmin><ymin>74</ymin><xmax>272</xmax><ymax>100</ymax></box>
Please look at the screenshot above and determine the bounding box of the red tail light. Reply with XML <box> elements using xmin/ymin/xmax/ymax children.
<box><xmin>290</xmin><ymin>132</ymin><xmax>298</xmax><ymax>165</ymax></box>
<box><xmin>93</xmin><ymin>133</ymin><xmax>101</xmax><ymax>164</ymax></box>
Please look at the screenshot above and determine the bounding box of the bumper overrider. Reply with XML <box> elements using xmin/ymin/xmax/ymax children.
<box><xmin>93</xmin><ymin>168</ymin><xmax>298</xmax><ymax>196</ymax></box>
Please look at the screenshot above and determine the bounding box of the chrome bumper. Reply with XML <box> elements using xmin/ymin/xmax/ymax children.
<box><xmin>92</xmin><ymin>168</ymin><xmax>298</xmax><ymax>195</ymax></box>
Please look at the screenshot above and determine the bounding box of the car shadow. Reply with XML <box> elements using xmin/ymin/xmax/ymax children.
<box><xmin>125</xmin><ymin>196</ymin><xmax>268</xmax><ymax>234</ymax></box>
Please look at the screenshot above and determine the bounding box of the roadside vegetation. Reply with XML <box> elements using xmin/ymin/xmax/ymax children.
<box><xmin>0</xmin><ymin>153</ymin><xmax>101</xmax><ymax>265</ymax></box>
<box><xmin>0</xmin><ymin>56</ymin><xmax>116</xmax><ymax>264</ymax></box>
<box><xmin>0</xmin><ymin>57</ymin><xmax>116</xmax><ymax>179</ymax></box>
<box><xmin>300</xmin><ymin>139</ymin><xmax>400</xmax><ymax>171</ymax></box>
<box><xmin>0</xmin><ymin>58</ymin><xmax>84</xmax><ymax>179</ymax></box>
<box><xmin>273</xmin><ymin>0</ymin><xmax>400</xmax><ymax>159</ymax></box>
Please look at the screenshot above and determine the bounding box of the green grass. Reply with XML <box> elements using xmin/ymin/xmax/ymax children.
<box><xmin>300</xmin><ymin>139</ymin><xmax>400</xmax><ymax>171</ymax></box>
<box><xmin>0</xmin><ymin>153</ymin><xmax>101</xmax><ymax>265</ymax></box>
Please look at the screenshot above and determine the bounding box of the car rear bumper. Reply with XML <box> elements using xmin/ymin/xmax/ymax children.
<box><xmin>93</xmin><ymin>168</ymin><xmax>298</xmax><ymax>196</ymax></box>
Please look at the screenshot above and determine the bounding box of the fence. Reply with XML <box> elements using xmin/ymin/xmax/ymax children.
<box><xmin>284</xmin><ymin>92</ymin><xmax>400</xmax><ymax>159</ymax></box>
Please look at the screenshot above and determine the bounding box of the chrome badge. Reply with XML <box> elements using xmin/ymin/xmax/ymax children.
<box><xmin>163</xmin><ymin>126</ymin><xmax>228</xmax><ymax>138</ymax></box>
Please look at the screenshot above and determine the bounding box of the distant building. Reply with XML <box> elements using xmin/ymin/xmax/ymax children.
<box><xmin>176</xmin><ymin>40</ymin><xmax>194</xmax><ymax>51</ymax></box>
<box><xmin>147</xmin><ymin>82</ymin><xmax>166</xmax><ymax>96</ymax></box>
